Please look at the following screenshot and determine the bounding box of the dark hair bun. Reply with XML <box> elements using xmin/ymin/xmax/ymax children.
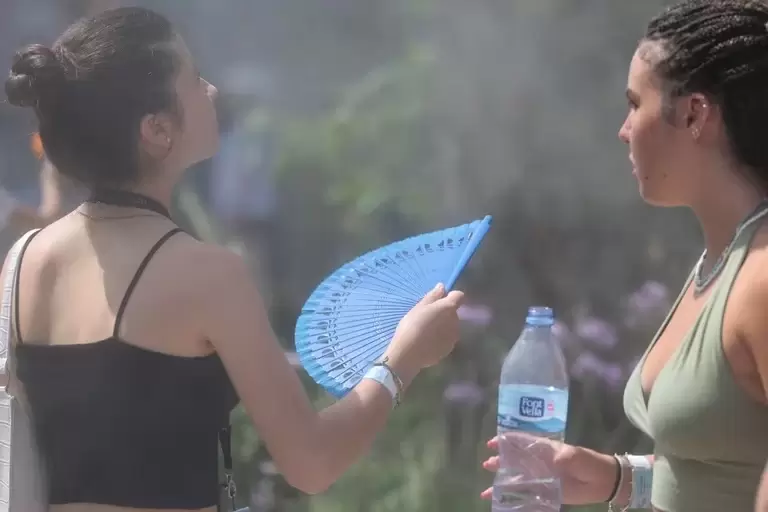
<box><xmin>5</xmin><ymin>44</ymin><xmax>65</xmax><ymax>108</ymax></box>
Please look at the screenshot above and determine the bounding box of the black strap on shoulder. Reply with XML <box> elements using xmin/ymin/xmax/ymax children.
<box><xmin>113</xmin><ymin>227</ymin><xmax>237</xmax><ymax>510</ymax></box>
<box><xmin>13</xmin><ymin>229</ymin><xmax>43</xmax><ymax>345</ymax></box>
<box><xmin>113</xmin><ymin>228</ymin><xmax>183</xmax><ymax>337</ymax></box>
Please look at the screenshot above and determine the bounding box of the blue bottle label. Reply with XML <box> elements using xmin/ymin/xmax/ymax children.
<box><xmin>497</xmin><ymin>384</ymin><xmax>568</xmax><ymax>433</ymax></box>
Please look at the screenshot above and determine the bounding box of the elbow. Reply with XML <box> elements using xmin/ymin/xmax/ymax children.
<box><xmin>277</xmin><ymin>452</ymin><xmax>336</xmax><ymax>495</ymax></box>
<box><xmin>288</xmin><ymin>476</ymin><xmax>332</xmax><ymax>496</ymax></box>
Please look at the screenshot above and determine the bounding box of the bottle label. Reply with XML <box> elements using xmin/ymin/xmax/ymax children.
<box><xmin>497</xmin><ymin>384</ymin><xmax>568</xmax><ymax>433</ymax></box>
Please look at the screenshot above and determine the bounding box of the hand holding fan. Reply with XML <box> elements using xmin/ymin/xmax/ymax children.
<box><xmin>295</xmin><ymin>215</ymin><xmax>492</xmax><ymax>398</ymax></box>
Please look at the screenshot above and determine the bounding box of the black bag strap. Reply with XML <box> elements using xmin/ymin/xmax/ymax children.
<box><xmin>219</xmin><ymin>425</ymin><xmax>236</xmax><ymax>511</ymax></box>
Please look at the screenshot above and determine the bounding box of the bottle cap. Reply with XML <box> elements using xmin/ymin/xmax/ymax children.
<box><xmin>525</xmin><ymin>306</ymin><xmax>554</xmax><ymax>326</ymax></box>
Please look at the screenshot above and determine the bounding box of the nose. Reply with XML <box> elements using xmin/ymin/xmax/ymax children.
<box><xmin>618</xmin><ymin>114</ymin><xmax>631</xmax><ymax>144</ymax></box>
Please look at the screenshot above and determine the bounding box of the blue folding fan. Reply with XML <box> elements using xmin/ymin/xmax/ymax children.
<box><xmin>295</xmin><ymin>215</ymin><xmax>492</xmax><ymax>398</ymax></box>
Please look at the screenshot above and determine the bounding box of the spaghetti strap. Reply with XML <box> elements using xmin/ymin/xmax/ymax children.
<box><xmin>113</xmin><ymin>228</ymin><xmax>183</xmax><ymax>337</ymax></box>
<box><xmin>13</xmin><ymin>229</ymin><xmax>43</xmax><ymax>345</ymax></box>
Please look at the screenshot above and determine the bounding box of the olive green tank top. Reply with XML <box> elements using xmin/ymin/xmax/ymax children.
<box><xmin>624</xmin><ymin>220</ymin><xmax>768</xmax><ymax>512</ymax></box>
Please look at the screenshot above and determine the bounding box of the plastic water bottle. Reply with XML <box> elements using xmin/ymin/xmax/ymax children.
<box><xmin>492</xmin><ymin>306</ymin><xmax>569</xmax><ymax>512</ymax></box>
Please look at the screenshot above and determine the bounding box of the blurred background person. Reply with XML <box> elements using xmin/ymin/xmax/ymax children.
<box><xmin>0</xmin><ymin>132</ymin><xmax>68</xmax><ymax>235</ymax></box>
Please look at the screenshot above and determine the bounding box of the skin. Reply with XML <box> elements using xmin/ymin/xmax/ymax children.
<box><xmin>2</xmin><ymin>36</ymin><xmax>465</xmax><ymax>512</ymax></box>
<box><xmin>759</xmin><ymin>464</ymin><xmax>768</xmax><ymax>512</ymax></box>
<box><xmin>482</xmin><ymin>42</ymin><xmax>768</xmax><ymax>512</ymax></box>
<box><xmin>758</xmin><ymin>465</ymin><xmax>768</xmax><ymax>512</ymax></box>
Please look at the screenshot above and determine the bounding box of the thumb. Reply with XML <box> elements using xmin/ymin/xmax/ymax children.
<box><xmin>419</xmin><ymin>283</ymin><xmax>446</xmax><ymax>305</ymax></box>
<box><xmin>441</xmin><ymin>290</ymin><xmax>465</xmax><ymax>308</ymax></box>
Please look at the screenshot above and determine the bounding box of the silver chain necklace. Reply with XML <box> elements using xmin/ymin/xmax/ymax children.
<box><xmin>693</xmin><ymin>200</ymin><xmax>768</xmax><ymax>294</ymax></box>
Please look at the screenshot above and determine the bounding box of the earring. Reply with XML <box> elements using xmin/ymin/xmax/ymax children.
<box><xmin>692</xmin><ymin>128</ymin><xmax>700</xmax><ymax>139</ymax></box>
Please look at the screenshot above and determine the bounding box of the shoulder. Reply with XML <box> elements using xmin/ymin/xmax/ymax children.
<box><xmin>158</xmin><ymin>233</ymin><xmax>260</xmax><ymax>312</ymax></box>
<box><xmin>732</xmin><ymin>226</ymin><xmax>768</xmax><ymax>323</ymax></box>
<box><xmin>160</xmin><ymin>233</ymin><xmax>253</xmax><ymax>291</ymax></box>
<box><xmin>162</xmin><ymin>234</ymin><xmax>270</xmax><ymax>352</ymax></box>
<box><xmin>737</xmin><ymin>225</ymin><xmax>768</xmax><ymax>303</ymax></box>
<box><xmin>138</xmin><ymin>230</ymin><xmax>264</xmax><ymax>341</ymax></box>
<box><xmin>731</xmin><ymin>225</ymin><xmax>768</xmax><ymax>390</ymax></box>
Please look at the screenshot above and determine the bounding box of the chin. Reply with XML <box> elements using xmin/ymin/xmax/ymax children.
<box><xmin>639</xmin><ymin>194</ymin><xmax>669</xmax><ymax>207</ymax></box>
<box><xmin>634</xmin><ymin>169</ymin><xmax>673</xmax><ymax>207</ymax></box>
<box><xmin>637</xmin><ymin>187</ymin><xmax>682</xmax><ymax>208</ymax></box>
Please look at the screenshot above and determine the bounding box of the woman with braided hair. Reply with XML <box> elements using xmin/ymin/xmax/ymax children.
<box><xmin>483</xmin><ymin>1</ymin><xmax>768</xmax><ymax>511</ymax></box>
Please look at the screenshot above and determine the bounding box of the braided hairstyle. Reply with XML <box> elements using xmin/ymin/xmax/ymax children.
<box><xmin>641</xmin><ymin>0</ymin><xmax>768</xmax><ymax>179</ymax></box>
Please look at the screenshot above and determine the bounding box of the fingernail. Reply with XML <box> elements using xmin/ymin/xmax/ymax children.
<box><xmin>434</xmin><ymin>282</ymin><xmax>444</xmax><ymax>292</ymax></box>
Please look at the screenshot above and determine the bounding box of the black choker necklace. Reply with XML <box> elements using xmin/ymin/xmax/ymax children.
<box><xmin>87</xmin><ymin>189</ymin><xmax>172</xmax><ymax>220</ymax></box>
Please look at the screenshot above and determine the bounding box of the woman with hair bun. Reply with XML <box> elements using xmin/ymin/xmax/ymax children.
<box><xmin>3</xmin><ymin>7</ymin><xmax>466</xmax><ymax>512</ymax></box>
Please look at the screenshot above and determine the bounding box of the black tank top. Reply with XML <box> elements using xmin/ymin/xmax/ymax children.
<box><xmin>13</xmin><ymin>228</ymin><xmax>239</xmax><ymax>509</ymax></box>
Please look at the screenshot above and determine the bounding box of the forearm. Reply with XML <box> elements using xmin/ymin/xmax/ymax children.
<box><xmin>306</xmin><ymin>358</ymin><xmax>418</xmax><ymax>493</ymax></box>
<box><xmin>607</xmin><ymin>452</ymin><xmax>654</xmax><ymax>509</ymax></box>
<box><xmin>308</xmin><ymin>379</ymin><xmax>396</xmax><ymax>491</ymax></box>
<box><xmin>570</xmin><ymin>447</ymin><xmax>653</xmax><ymax>508</ymax></box>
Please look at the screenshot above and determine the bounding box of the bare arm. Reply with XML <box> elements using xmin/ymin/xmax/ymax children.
<box><xmin>481</xmin><ymin>436</ymin><xmax>654</xmax><ymax>508</ymax></box>
<box><xmin>201</xmin><ymin>249</ymin><xmax>462</xmax><ymax>494</ymax></box>
<box><xmin>738</xmin><ymin>266</ymin><xmax>768</xmax><ymax>511</ymax></box>
<box><xmin>757</xmin><ymin>461</ymin><xmax>768</xmax><ymax>512</ymax></box>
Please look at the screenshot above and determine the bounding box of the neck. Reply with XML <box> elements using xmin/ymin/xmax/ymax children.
<box><xmin>101</xmin><ymin>179</ymin><xmax>175</xmax><ymax>211</ymax></box>
<box><xmin>689</xmin><ymin>173</ymin><xmax>765</xmax><ymax>271</ymax></box>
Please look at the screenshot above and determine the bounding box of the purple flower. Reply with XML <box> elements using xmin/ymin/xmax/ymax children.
<box><xmin>552</xmin><ymin>320</ymin><xmax>577</xmax><ymax>348</ymax></box>
<box><xmin>457</xmin><ymin>304</ymin><xmax>493</xmax><ymax>327</ymax></box>
<box><xmin>443</xmin><ymin>380</ymin><xmax>485</xmax><ymax>406</ymax></box>
<box><xmin>570</xmin><ymin>353</ymin><xmax>625</xmax><ymax>390</ymax></box>
<box><xmin>574</xmin><ymin>316</ymin><xmax>618</xmax><ymax>350</ymax></box>
<box><xmin>624</xmin><ymin>281</ymin><xmax>670</xmax><ymax>328</ymax></box>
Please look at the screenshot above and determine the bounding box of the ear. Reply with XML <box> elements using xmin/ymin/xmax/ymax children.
<box><xmin>676</xmin><ymin>92</ymin><xmax>711</xmax><ymax>139</ymax></box>
<box><xmin>138</xmin><ymin>112</ymin><xmax>174</xmax><ymax>159</ymax></box>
